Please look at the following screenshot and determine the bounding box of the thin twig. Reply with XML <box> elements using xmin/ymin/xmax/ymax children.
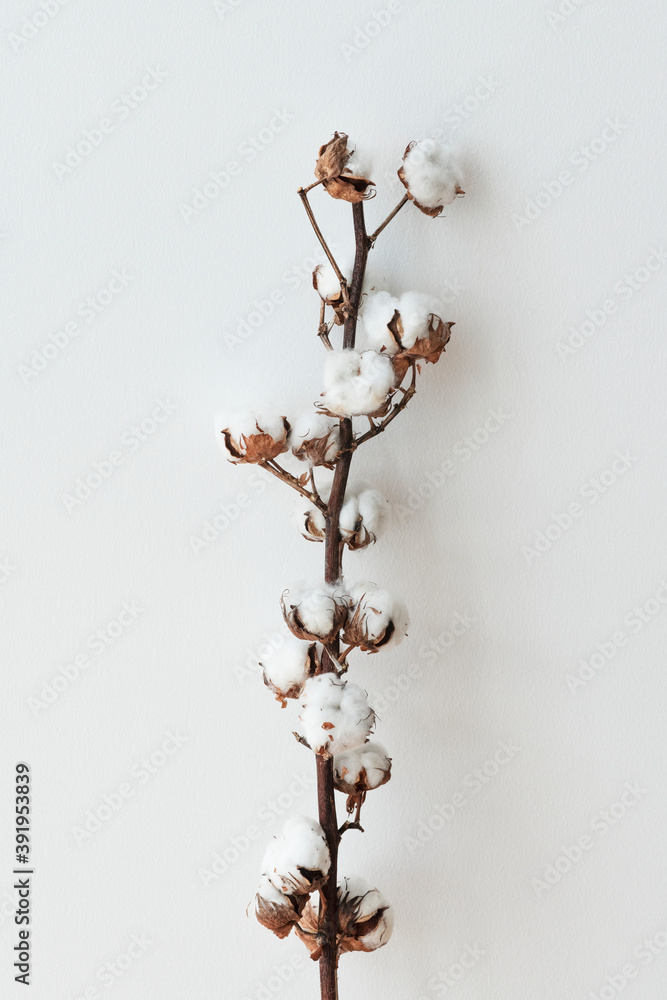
<box><xmin>317</xmin><ymin>298</ymin><xmax>333</xmax><ymax>350</ymax></box>
<box><xmin>337</xmin><ymin>819</ymin><xmax>364</xmax><ymax>842</ymax></box>
<box><xmin>297</xmin><ymin>187</ymin><xmax>348</xmax><ymax>288</ymax></box>
<box><xmin>259</xmin><ymin>460</ymin><xmax>326</xmax><ymax>510</ymax></box>
<box><xmin>368</xmin><ymin>193</ymin><xmax>409</xmax><ymax>244</ymax></box>
<box><xmin>354</xmin><ymin>362</ymin><xmax>418</xmax><ymax>447</ymax></box>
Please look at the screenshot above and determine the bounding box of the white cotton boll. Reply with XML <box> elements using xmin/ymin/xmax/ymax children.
<box><xmin>281</xmin><ymin>583</ymin><xmax>349</xmax><ymax>643</ymax></box>
<box><xmin>339</xmin><ymin>495</ymin><xmax>360</xmax><ymax>536</ymax></box>
<box><xmin>313</xmin><ymin>262</ymin><xmax>344</xmax><ymax>301</ymax></box>
<box><xmin>262</xmin><ymin>816</ymin><xmax>331</xmax><ymax>895</ymax></box>
<box><xmin>346</xmin><ymin>139</ymin><xmax>372</xmax><ymax>181</ymax></box>
<box><xmin>395</xmin><ymin>291</ymin><xmax>444</xmax><ymax>348</ymax></box>
<box><xmin>338</xmin><ymin>877</ymin><xmax>394</xmax><ymax>953</ymax></box>
<box><xmin>361</xmin><ymin>291</ymin><xmax>401</xmax><ymax>354</ymax></box>
<box><xmin>254</xmin><ymin>874</ymin><xmax>305</xmax><ymax>937</ymax></box>
<box><xmin>297</xmin><ymin>674</ymin><xmax>375</xmax><ymax>756</ymax></box>
<box><xmin>343</xmin><ymin>582</ymin><xmax>409</xmax><ymax>652</ymax></box>
<box><xmin>401</xmin><ymin>139</ymin><xmax>463</xmax><ymax>209</ymax></box>
<box><xmin>334</xmin><ymin>741</ymin><xmax>392</xmax><ymax>795</ymax></box>
<box><xmin>321</xmin><ymin>349</ymin><xmax>395</xmax><ymax>417</ymax></box>
<box><xmin>356</xmin><ymin>489</ymin><xmax>387</xmax><ymax>536</ymax></box>
<box><xmin>217</xmin><ymin>410</ymin><xmax>290</xmax><ymax>463</ymax></box>
<box><xmin>261</xmin><ymin>637</ymin><xmax>317</xmax><ymax>705</ymax></box>
<box><xmin>290</xmin><ymin>413</ymin><xmax>340</xmax><ymax>467</ymax></box>
<box><xmin>301</xmin><ymin>504</ymin><xmax>326</xmax><ymax>542</ymax></box>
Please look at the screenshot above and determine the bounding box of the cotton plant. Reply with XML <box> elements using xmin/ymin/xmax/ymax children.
<box><xmin>217</xmin><ymin>132</ymin><xmax>465</xmax><ymax>1000</ymax></box>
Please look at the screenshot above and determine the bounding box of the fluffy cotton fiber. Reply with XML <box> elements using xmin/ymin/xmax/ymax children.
<box><xmin>261</xmin><ymin>637</ymin><xmax>317</xmax><ymax>705</ymax></box>
<box><xmin>262</xmin><ymin>816</ymin><xmax>331</xmax><ymax>895</ymax></box>
<box><xmin>338</xmin><ymin>876</ymin><xmax>394</xmax><ymax>953</ymax></box>
<box><xmin>343</xmin><ymin>581</ymin><xmax>409</xmax><ymax>651</ymax></box>
<box><xmin>290</xmin><ymin>413</ymin><xmax>340</xmax><ymax>466</ymax></box>
<box><xmin>217</xmin><ymin>410</ymin><xmax>289</xmax><ymax>462</ymax></box>
<box><xmin>362</xmin><ymin>290</ymin><xmax>444</xmax><ymax>354</ymax></box>
<box><xmin>333</xmin><ymin>741</ymin><xmax>392</xmax><ymax>793</ymax></box>
<box><xmin>401</xmin><ymin>138</ymin><xmax>463</xmax><ymax>210</ymax></box>
<box><xmin>321</xmin><ymin>349</ymin><xmax>395</xmax><ymax>417</ymax></box>
<box><xmin>297</xmin><ymin>674</ymin><xmax>375</xmax><ymax>756</ymax></box>
<box><xmin>302</xmin><ymin>484</ymin><xmax>387</xmax><ymax>548</ymax></box>
<box><xmin>281</xmin><ymin>583</ymin><xmax>349</xmax><ymax>643</ymax></box>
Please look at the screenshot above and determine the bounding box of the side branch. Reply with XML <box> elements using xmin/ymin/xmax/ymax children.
<box><xmin>259</xmin><ymin>460</ymin><xmax>326</xmax><ymax>510</ymax></box>
<box><xmin>368</xmin><ymin>193</ymin><xmax>409</xmax><ymax>245</ymax></box>
<box><xmin>298</xmin><ymin>187</ymin><xmax>348</xmax><ymax>292</ymax></box>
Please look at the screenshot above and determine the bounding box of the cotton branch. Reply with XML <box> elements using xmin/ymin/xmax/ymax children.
<box><xmin>259</xmin><ymin>459</ymin><xmax>327</xmax><ymax>510</ymax></box>
<box><xmin>368</xmin><ymin>193</ymin><xmax>409</xmax><ymax>244</ymax></box>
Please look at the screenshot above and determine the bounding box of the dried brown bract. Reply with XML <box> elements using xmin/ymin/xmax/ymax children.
<box><xmin>315</xmin><ymin>133</ymin><xmax>375</xmax><ymax>203</ymax></box>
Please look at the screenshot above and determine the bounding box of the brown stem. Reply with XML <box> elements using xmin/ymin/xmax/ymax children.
<box><xmin>259</xmin><ymin>460</ymin><xmax>326</xmax><ymax>511</ymax></box>
<box><xmin>368</xmin><ymin>193</ymin><xmax>409</xmax><ymax>244</ymax></box>
<box><xmin>316</xmin><ymin>201</ymin><xmax>369</xmax><ymax>1000</ymax></box>
<box><xmin>298</xmin><ymin>187</ymin><xmax>347</xmax><ymax>290</ymax></box>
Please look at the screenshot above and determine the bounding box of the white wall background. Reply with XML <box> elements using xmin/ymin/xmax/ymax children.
<box><xmin>2</xmin><ymin>1</ymin><xmax>667</xmax><ymax>998</ymax></box>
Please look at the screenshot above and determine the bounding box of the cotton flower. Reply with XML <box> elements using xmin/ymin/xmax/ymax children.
<box><xmin>261</xmin><ymin>637</ymin><xmax>319</xmax><ymax>707</ymax></box>
<box><xmin>398</xmin><ymin>139</ymin><xmax>464</xmax><ymax>217</ymax></box>
<box><xmin>314</xmin><ymin>132</ymin><xmax>375</xmax><ymax>203</ymax></box>
<box><xmin>281</xmin><ymin>584</ymin><xmax>349</xmax><ymax>643</ymax></box>
<box><xmin>295</xmin><ymin>877</ymin><xmax>394</xmax><ymax>957</ymax></box>
<box><xmin>290</xmin><ymin>413</ymin><xmax>341</xmax><ymax>468</ymax></box>
<box><xmin>362</xmin><ymin>290</ymin><xmax>446</xmax><ymax>356</ymax></box>
<box><xmin>342</xmin><ymin>582</ymin><xmax>409</xmax><ymax>652</ymax></box>
<box><xmin>218</xmin><ymin>412</ymin><xmax>290</xmax><ymax>464</ymax></box>
<box><xmin>262</xmin><ymin>816</ymin><xmax>331</xmax><ymax>895</ymax></box>
<box><xmin>333</xmin><ymin>741</ymin><xmax>392</xmax><ymax>814</ymax></box>
<box><xmin>319</xmin><ymin>349</ymin><xmax>396</xmax><ymax>418</ymax></box>
<box><xmin>297</xmin><ymin>674</ymin><xmax>375</xmax><ymax>757</ymax></box>
<box><xmin>337</xmin><ymin>877</ymin><xmax>394</xmax><ymax>954</ymax></box>
<box><xmin>254</xmin><ymin>875</ymin><xmax>306</xmax><ymax>938</ymax></box>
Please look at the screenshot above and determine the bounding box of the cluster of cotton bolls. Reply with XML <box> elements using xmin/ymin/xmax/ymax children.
<box><xmin>343</xmin><ymin>581</ymin><xmax>410</xmax><ymax>652</ymax></box>
<box><xmin>398</xmin><ymin>137</ymin><xmax>464</xmax><ymax>216</ymax></box>
<box><xmin>260</xmin><ymin>636</ymin><xmax>319</xmax><ymax>707</ymax></box>
<box><xmin>294</xmin><ymin>877</ymin><xmax>394</xmax><ymax>957</ymax></box>
<box><xmin>319</xmin><ymin>348</ymin><xmax>396</xmax><ymax>418</ymax></box>
<box><xmin>297</xmin><ymin>674</ymin><xmax>375</xmax><ymax>757</ymax></box>
<box><xmin>301</xmin><ymin>483</ymin><xmax>388</xmax><ymax>550</ymax></box>
<box><xmin>362</xmin><ymin>289</ymin><xmax>445</xmax><ymax>356</ymax></box>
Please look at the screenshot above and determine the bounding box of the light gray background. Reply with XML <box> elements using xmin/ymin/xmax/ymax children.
<box><xmin>2</xmin><ymin>1</ymin><xmax>667</xmax><ymax>998</ymax></box>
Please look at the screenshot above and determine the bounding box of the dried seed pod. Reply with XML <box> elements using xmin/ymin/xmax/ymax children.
<box><xmin>398</xmin><ymin>138</ymin><xmax>464</xmax><ymax>217</ymax></box>
<box><xmin>254</xmin><ymin>875</ymin><xmax>306</xmax><ymax>939</ymax></box>
<box><xmin>333</xmin><ymin>741</ymin><xmax>392</xmax><ymax>814</ymax></box>
<box><xmin>315</xmin><ymin>132</ymin><xmax>375</xmax><ymax>203</ymax></box>
<box><xmin>219</xmin><ymin>413</ymin><xmax>290</xmax><ymax>464</ymax></box>
<box><xmin>261</xmin><ymin>638</ymin><xmax>319</xmax><ymax>707</ymax></box>
<box><xmin>294</xmin><ymin>896</ymin><xmax>322</xmax><ymax>960</ymax></box>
